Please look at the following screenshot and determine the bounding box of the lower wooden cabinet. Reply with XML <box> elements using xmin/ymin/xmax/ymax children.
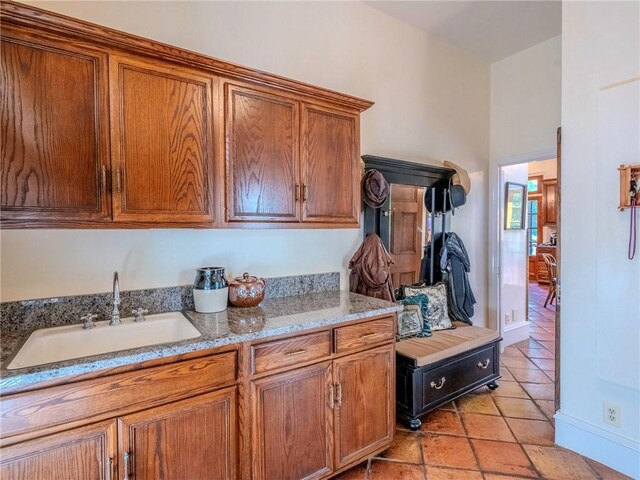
<box><xmin>0</xmin><ymin>420</ymin><xmax>117</xmax><ymax>480</ymax></box>
<box><xmin>334</xmin><ymin>345</ymin><xmax>394</xmax><ymax>468</ymax></box>
<box><xmin>252</xmin><ymin>362</ymin><xmax>333</xmax><ymax>480</ymax></box>
<box><xmin>119</xmin><ymin>388</ymin><xmax>236</xmax><ymax>480</ymax></box>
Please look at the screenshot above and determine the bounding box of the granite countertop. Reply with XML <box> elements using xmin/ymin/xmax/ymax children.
<box><xmin>0</xmin><ymin>290</ymin><xmax>401</xmax><ymax>392</ymax></box>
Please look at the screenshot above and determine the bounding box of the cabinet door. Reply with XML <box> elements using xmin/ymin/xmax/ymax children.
<box><xmin>118</xmin><ymin>387</ymin><xmax>236</xmax><ymax>480</ymax></box>
<box><xmin>252</xmin><ymin>362</ymin><xmax>333</xmax><ymax>480</ymax></box>
<box><xmin>110</xmin><ymin>54</ymin><xmax>215</xmax><ymax>223</ymax></box>
<box><xmin>301</xmin><ymin>104</ymin><xmax>359</xmax><ymax>224</ymax></box>
<box><xmin>1</xmin><ymin>29</ymin><xmax>111</xmax><ymax>224</ymax></box>
<box><xmin>226</xmin><ymin>84</ymin><xmax>300</xmax><ymax>222</ymax></box>
<box><xmin>333</xmin><ymin>344</ymin><xmax>394</xmax><ymax>468</ymax></box>
<box><xmin>0</xmin><ymin>420</ymin><xmax>116</xmax><ymax>480</ymax></box>
<box><xmin>542</xmin><ymin>179</ymin><xmax>558</xmax><ymax>225</ymax></box>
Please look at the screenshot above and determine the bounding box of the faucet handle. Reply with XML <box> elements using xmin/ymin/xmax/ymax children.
<box><xmin>81</xmin><ymin>313</ymin><xmax>98</xmax><ymax>330</ymax></box>
<box><xmin>132</xmin><ymin>308</ymin><xmax>148</xmax><ymax>322</ymax></box>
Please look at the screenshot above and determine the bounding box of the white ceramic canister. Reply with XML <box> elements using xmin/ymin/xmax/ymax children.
<box><xmin>193</xmin><ymin>267</ymin><xmax>228</xmax><ymax>313</ymax></box>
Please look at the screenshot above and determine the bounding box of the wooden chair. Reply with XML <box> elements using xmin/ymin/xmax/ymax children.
<box><xmin>541</xmin><ymin>253</ymin><xmax>557</xmax><ymax>308</ymax></box>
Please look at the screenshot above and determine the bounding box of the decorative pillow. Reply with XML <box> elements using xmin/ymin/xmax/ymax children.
<box><xmin>398</xmin><ymin>294</ymin><xmax>431</xmax><ymax>337</ymax></box>
<box><xmin>396</xmin><ymin>306</ymin><xmax>422</xmax><ymax>339</ymax></box>
<box><xmin>404</xmin><ymin>283</ymin><xmax>452</xmax><ymax>331</ymax></box>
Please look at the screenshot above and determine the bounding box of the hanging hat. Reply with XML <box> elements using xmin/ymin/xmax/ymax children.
<box><xmin>362</xmin><ymin>169</ymin><xmax>390</xmax><ymax>208</ymax></box>
<box><xmin>443</xmin><ymin>161</ymin><xmax>471</xmax><ymax>194</ymax></box>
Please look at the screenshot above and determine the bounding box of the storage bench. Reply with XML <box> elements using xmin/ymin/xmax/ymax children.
<box><xmin>395</xmin><ymin>324</ymin><xmax>502</xmax><ymax>430</ymax></box>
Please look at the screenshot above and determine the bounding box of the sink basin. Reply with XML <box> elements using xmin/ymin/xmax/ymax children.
<box><xmin>6</xmin><ymin>312</ymin><xmax>202</xmax><ymax>370</ymax></box>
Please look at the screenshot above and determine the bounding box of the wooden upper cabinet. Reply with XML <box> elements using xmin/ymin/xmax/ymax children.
<box><xmin>301</xmin><ymin>104</ymin><xmax>360</xmax><ymax>225</ymax></box>
<box><xmin>0</xmin><ymin>28</ymin><xmax>111</xmax><ymax>223</ymax></box>
<box><xmin>0</xmin><ymin>420</ymin><xmax>116</xmax><ymax>480</ymax></box>
<box><xmin>226</xmin><ymin>84</ymin><xmax>300</xmax><ymax>222</ymax></box>
<box><xmin>542</xmin><ymin>178</ymin><xmax>558</xmax><ymax>226</ymax></box>
<box><xmin>118</xmin><ymin>388</ymin><xmax>236</xmax><ymax>480</ymax></box>
<box><xmin>110</xmin><ymin>54</ymin><xmax>215</xmax><ymax>223</ymax></box>
<box><xmin>251</xmin><ymin>362</ymin><xmax>333</xmax><ymax>480</ymax></box>
<box><xmin>333</xmin><ymin>344</ymin><xmax>394</xmax><ymax>468</ymax></box>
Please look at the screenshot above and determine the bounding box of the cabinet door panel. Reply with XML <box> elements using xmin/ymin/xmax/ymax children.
<box><xmin>0</xmin><ymin>420</ymin><xmax>116</xmax><ymax>480</ymax></box>
<box><xmin>119</xmin><ymin>387</ymin><xmax>236</xmax><ymax>480</ymax></box>
<box><xmin>301</xmin><ymin>104</ymin><xmax>359</xmax><ymax>224</ymax></box>
<box><xmin>226</xmin><ymin>84</ymin><xmax>299</xmax><ymax>222</ymax></box>
<box><xmin>334</xmin><ymin>344</ymin><xmax>394</xmax><ymax>468</ymax></box>
<box><xmin>110</xmin><ymin>55</ymin><xmax>215</xmax><ymax>223</ymax></box>
<box><xmin>1</xmin><ymin>30</ymin><xmax>110</xmax><ymax>222</ymax></box>
<box><xmin>252</xmin><ymin>362</ymin><xmax>333</xmax><ymax>480</ymax></box>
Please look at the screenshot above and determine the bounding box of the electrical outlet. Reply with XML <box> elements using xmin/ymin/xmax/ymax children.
<box><xmin>604</xmin><ymin>402</ymin><xmax>621</xmax><ymax>427</ymax></box>
<box><xmin>505</xmin><ymin>312</ymin><xmax>511</xmax><ymax>325</ymax></box>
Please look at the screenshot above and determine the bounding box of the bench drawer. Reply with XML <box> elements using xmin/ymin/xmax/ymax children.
<box><xmin>334</xmin><ymin>317</ymin><xmax>395</xmax><ymax>354</ymax></box>
<box><xmin>420</xmin><ymin>343</ymin><xmax>498</xmax><ymax>406</ymax></box>
<box><xmin>251</xmin><ymin>331</ymin><xmax>332</xmax><ymax>375</ymax></box>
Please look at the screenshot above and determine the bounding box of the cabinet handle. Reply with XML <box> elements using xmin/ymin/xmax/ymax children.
<box><xmin>295</xmin><ymin>184</ymin><xmax>300</xmax><ymax>202</ymax></box>
<box><xmin>284</xmin><ymin>348</ymin><xmax>307</xmax><ymax>357</ymax></box>
<box><xmin>105</xmin><ymin>457</ymin><xmax>113</xmax><ymax>480</ymax></box>
<box><xmin>477</xmin><ymin>359</ymin><xmax>491</xmax><ymax>369</ymax></box>
<box><xmin>360</xmin><ymin>332</ymin><xmax>378</xmax><ymax>340</ymax></box>
<box><xmin>336</xmin><ymin>382</ymin><xmax>343</xmax><ymax>406</ymax></box>
<box><xmin>123</xmin><ymin>452</ymin><xmax>130</xmax><ymax>480</ymax></box>
<box><xmin>101</xmin><ymin>165</ymin><xmax>107</xmax><ymax>194</ymax></box>
<box><xmin>329</xmin><ymin>384</ymin><xmax>334</xmax><ymax>409</ymax></box>
<box><xmin>303</xmin><ymin>184</ymin><xmax>308</xmax><ymax>202</ymax></box>
<box><xmin>115</xmin><ymin>168</ymin><xmax>123</xmax><ymax>194</ymax></box>
<box><xmin>430</xmin><ymin>377</ymin><xmax>446</xmax><ymax>390</ymax></box>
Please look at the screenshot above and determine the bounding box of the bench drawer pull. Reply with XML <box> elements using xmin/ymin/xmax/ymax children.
<box><xmin>285</xmin><ymin>348</ymin><xmax>307</xmax><ymax>357</ymax></box>
<box><xmin>360</xmin><ymin>332</ymin><xmax>378</xmax><ymax>340</ymax></box>
<box><xmin>430</xmin><ymin>377</ymin><xmax>446</xmax><ymax>390</ymax></box>
<box><xmin>477</xmin><ymin>359</ymin><xmax>491</xmax><ymax>369</ymax></box>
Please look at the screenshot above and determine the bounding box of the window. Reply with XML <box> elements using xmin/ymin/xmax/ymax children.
<box><xmin>527</xmin><ymin>198</ymin><xmax>540</xmax><ymax>256</ymax></box>
<box><xmin>528</xmin><ymin>175</ymin><xmax>543</xmax><ymax>194</ymax></box>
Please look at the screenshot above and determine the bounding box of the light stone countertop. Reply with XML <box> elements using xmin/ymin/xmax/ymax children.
<box><xmin>0</xmin><ymin>290</ymin><xmax>401</xmax><ymax>393</ymax></box>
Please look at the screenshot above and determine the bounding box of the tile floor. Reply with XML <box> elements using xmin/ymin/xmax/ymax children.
<box><xmin>334</xmin><ymin>282</ymin><xmax>632</xmax><ymax>480</ymax></box>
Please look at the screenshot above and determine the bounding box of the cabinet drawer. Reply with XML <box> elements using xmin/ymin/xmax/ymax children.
<box><xmin>0</xmin><ymin>352</ymin><xmax>236</xmax><ymax>441</ymax></box>
<box><xmin>334</xmin><ymin>317</ymin><xmax>395</xmax><ymax>354</ymax></box>
<box><xmin>420</xmin><ymin>344</ymin><xmax>498</xmax><ymax>406</ymax></box>
<box><xmin>251</xmin><ymin>331</ymin><xmax>331</xmax><ymax>375</ymax></box>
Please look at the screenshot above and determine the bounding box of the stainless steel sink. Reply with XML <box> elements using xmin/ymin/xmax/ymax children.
<box><xmin>6</xmin><ymin>312</ymin><xmax>201</xmax><ymax>370</ymax></box>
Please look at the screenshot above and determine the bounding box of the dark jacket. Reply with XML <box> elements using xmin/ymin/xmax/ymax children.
<box><xmin>349</xmin><ymin>234</ymin><xmax>395</xmax><ymax>302</ymax></box>
<box><xmin>440</xmin><ymin>232</ymin><xmax>475</xmax><ymax>324</ymax></box>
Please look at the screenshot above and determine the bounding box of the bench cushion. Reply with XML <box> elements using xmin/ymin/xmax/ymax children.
<box><xmin>396</xmin><ymin>325</ymin><xmax>499</xmax><ymax>367</ymax></box>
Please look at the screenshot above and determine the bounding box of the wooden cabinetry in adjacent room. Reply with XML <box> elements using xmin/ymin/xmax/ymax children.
<box><xmin>541</xmin><ymin>179</ymin><xmax>558</xmax><ymax>226</ymax></box>
<box><xmin>110</xmin><ymin>54</ymin><xmax>216</xmax><ymax>224</ymax></box>
<box><xmin>0</xmin><ymin>26</ymin><xmax>111</xmax><ymax>224</ymax></box>
<box><xmin>537</xmin><ymin>245</ymin><xmax>557</xmax><ymax>285</ymax></box>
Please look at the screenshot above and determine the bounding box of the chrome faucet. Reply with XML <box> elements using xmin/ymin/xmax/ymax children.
<box><xmin>110</xmin><ymin>272</ymin><xmax>121</xmax><ymax>326</ymax></box>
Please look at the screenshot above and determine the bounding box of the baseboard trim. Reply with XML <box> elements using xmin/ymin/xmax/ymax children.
<box><xmin>500</xmin><ymin>322</ymin><xmax>529</xmax><ymax>349</ymax></box>
<box><xmin>555</xmin><ymin>411</ymin><xmax>640</xmax><ymax>479</ymax></box>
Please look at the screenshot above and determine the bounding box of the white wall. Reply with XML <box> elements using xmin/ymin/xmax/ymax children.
<box><xmin>499</xmin><ymin>163</ymin><xmax>529</xmax><ymax>347</ymax></box>
<box><xmin>1</xmin><ymin>2</ymin><xmax>490</xmax><ymax>327</ymax></box>
<box><xmin>556</xmin><ymin>2</ymin><xmax>640</xmax><ymax>477</ymax></box>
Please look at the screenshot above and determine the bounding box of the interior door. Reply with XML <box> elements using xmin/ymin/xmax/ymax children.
<box><xmin>110</xmin><ymin>54</ymin><xmax>215</xmax><ymax>223</ymax></box>
<box><xmin>118</xmin><ymin>388</ymin><xmax>236</xmax><ymax>480</ymax></box>
<box><xmin>1</xmin><ymin>28</ymin><xmax>111</xmax><ymax>223</ymax></box>
<box><xmin>389</xmin><ymin>184</ymin><xmax>425</xmax><ymax>288</ymax></box>
<box><xmin>0</xmin><ymin>420</ymin><xmax>116</xmax><ymax>480</ymax></box>
<box><xmin>301</xmin><ymin>103</ymin><xmax>359</xmax><ymax>224</ymax></box>
<box><xmin>333</xmin><ymin>344</ymin><xmax>394</xmax><ymax>468</ymax></box>
<box><xmin>251</xmin><ymin>362</ymin><xmax>333</xmax><ymax>480</ymax></box>
<box><xmin>225</xmin><ymin>83</ymin><xmax>300</xmax><ymax>222</ymax></box>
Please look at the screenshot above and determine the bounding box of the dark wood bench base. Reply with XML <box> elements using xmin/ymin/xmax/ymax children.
<box><xmin>396</xmin><ymin>337</ymin><xmax>502</xmax><ymax>431</ymax></box>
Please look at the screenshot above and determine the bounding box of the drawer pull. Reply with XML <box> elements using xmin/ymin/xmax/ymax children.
<box><xmin>285</xmin><ymin>348</ymin><xmax>307</xmax><ymax>357</ymax></box>
<box><xmin>430</xmin><ymin>377</ymin><xmax>446</xmax><ymax>390</ymax></box>
<box><xmin>336</xmin><ymin>382</ymin><xmax>343</xmax><ymax>406</ymax></box>
<box><xmin>123</xmin><ymin>452</ymin><xmax>130</xmax><ymax>480</ymax></box>
<box><xmin>477</xmin><ymin>359</ymin><xmax>491</xmax><ymax>369</ymax></box>
<box><xmin>360</xmin><ymin>332</ymin><xmax>378</xmax><ymax>340</ymax></box>
<box><xmin>329</xmin><ymin>384</ymin><xmax>335</xmax><ymax>409</ymax></box>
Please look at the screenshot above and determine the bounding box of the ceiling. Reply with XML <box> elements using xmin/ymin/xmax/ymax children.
<box><xmin>365</xmin><ymin>1</ymin><xmax>561</xmax><ymax>63</ymax></box>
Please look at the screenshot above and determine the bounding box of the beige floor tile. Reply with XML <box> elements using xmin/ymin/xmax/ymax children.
<box><xmin>519</xmin><ymin>347</ymin><xmax>555</xmax><ymax>359</ymax></box>
<box><xmin>488</xmin><ymin>380</ymin><xmax>529</xmax><ymax>399</ymax></box>
<box><xmin>500</xmin><ymin>368</ymin><xmax>516</xmax><ymax>381</ymax></box>
<box><xmin>530</xmin><ymin>358</ymin><xmax>556</xmax><ymax>370</ymax></box>
<box><xmin>470</xmin><ymin>439</ymin><xmax>536</xmax><ymax>477</ymax></box>
<box><xmin>544</xmin><ymin>369</ymin><xmax>556</xmax><ymax>381</ymax></box>
<box><xmin>425</xmin><ymin>466</ymin><xmax>483</xmax><ymax>480</ymax></box>
<box><xmin>535</xmin><ymin>399</ymin><xmax>557</xmax><ymax>420</ymax></box>
<box><xmin>501</xmin><ymin>356</ymin><xmax>539</xmax><ymax>370</ymax></box>
<box><xmin>420</xmin><ymin>409</ymin><xmax>465</xmax><ymax>436</ymax></box>
<box><xmin>584</xmin><ymin>458</ymin><xmax>634</xmax><ymax>480</ymax></box>
<box><xmin>505</xmin><ymin>417</ymin><xmax>555</xmax><ymax>446</ymax></box>
<box><xmin>503</xmin><ymin>347</ymin><xmax>526</xmax><ymax>358</ymax></box>
<box><xmin>461</xmin><ymin>413</ymin><xmax>516</xmax><ymax>442</ymax></box>
<box><xmin>493</xmin><ymin>397</ymin><xmax>547</xmax><ymax>420</ymax></box>
<box><xmin>422</xmin><ymin>433</ymin><xmax>478</xmax><ymax>470</ymax></box>
<box><xmin>369</xmin><ymin>460</ymin><xmax>425</xmax><ymax>479</ymax></box>
<box><xmin>456</xmin><ymin>394</ymin><xmax>500</xmax><ymax>415</ymax></box>
<box><xmin>520</xmin><ymin>382</ymin><xmax>555</xmax><ymax>400</ymax></box>
<box><xmin>508</xmin><ymin>367</ymin><xmax>553</xmax><ymax>384</ymax></box>
<box><xmin>332</xmin><ymin>462</ymin><xmax>368</xmax><ymax>479</ymax></box>
<box><xmin>483</xmin><ymin>474</ymin><xmax>538</xmax><ymax>480</ymax></box>
<box><xmin>524</xmin><ymin>445</ymin><xmax>597</xmax><ymax>480</ymax></box>
<box><xmin>379</xmin><ymin>430</ymin><xmax>423</xmax><ymax>464</ymax></box>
